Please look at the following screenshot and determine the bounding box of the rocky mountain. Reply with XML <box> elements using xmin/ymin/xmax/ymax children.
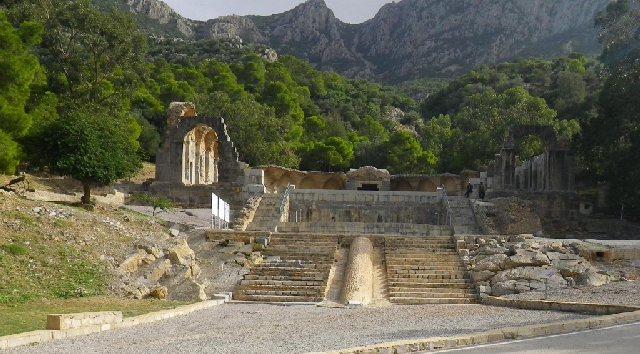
<box><xmin>121</xmin><ymin>0</ymin><xmax>610</xmax><ymax>82</ymax></box>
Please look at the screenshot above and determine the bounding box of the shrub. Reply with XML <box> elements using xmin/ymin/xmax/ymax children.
<box><xmin>2</xmin><ymin>244</ymin><xmax>28</xmax><ymax>256</ymax></box>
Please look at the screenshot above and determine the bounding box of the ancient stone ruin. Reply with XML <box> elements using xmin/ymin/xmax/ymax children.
<box><xmin>145</xmin><ymin>103</ymin><xmax>623</xmax><ymax>305</ymax></box>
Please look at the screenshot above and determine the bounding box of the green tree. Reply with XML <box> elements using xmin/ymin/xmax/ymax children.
<box><xmin>447</xmin><ymin>87</ymin><xmax>561</xmax><ymax>171</ymax></box>
<box><xmin>45</xmin><ymin>107</ymin><xmax>142</xmax><ymax>204</ymax></box>
<box><xmin>0</xmin><ymin>11</ymin><xmax>43</xmax><ymax>173</ymax></box>
<box><xmin>13</xmin><ymin>0</ymin><xmax>146</xmax><ymax>201</ymax></box>
<box><xmin>382</xmin><ymin>130</ymin><xmax>437</xmax><ymax>174</ymax></box>
<box><xmin>584</xmin><ymin>0</ymin><xmax>640</xmax><ymax>219</ymax></box>
<box><xmin>14</xmin><ymin>0</ymin><xmax>148</xmax><ymax>109</ymax></box>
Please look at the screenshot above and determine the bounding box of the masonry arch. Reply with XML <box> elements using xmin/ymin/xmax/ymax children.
<box><xmin>418</xmin><ymin>178</ymin><xmax>437</xmax><ymax>192</ymax></box>
<box><xmin>182</xmin><ymin>124</ymin><xmax>218</xmax><ymax>185</ymax></box>
<box><xmin>441</xmin><ymin>177</ymin><xmax>459</xmax><ymax>195</ymax></box>
<box><xmin>392</xmin><ymin>178</ymin><xmax>414</xmax><ymax>191</ymax></box>
<box><xmin>299</xmin><ymin>175</ymin><xmax>320</xmax><ymax>189</ymax></box>
<box><xmin>276</xmin><ymin>171</ymin><xmax>299</xmax><ymax>189</ymax></box>
<box><xmin>323</xmin><ymin>176</ymin><xmax>344</xmax><ymax>190</ymax></box>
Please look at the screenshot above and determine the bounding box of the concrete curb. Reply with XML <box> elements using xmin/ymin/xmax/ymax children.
<box><xmin>307</xmin><ymin>298</ymin><xmax>640</xmax><ymax>354</ymax></box>
<box><xmin>0</xmin><ymin>293</ymin><xmax>231</xmax><ymax>350</ymax></box>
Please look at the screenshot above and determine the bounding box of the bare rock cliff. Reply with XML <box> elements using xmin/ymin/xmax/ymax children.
<box><xmin>125</xmin><ymin>0</ymin><xmax>610</xmax><ymax>81</ymax></box>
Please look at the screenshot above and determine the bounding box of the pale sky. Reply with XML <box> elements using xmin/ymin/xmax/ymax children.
<box><xmin>161</xmin><ymin>0</ymin><xmax>396</xmax><ymax>24</ymax></box>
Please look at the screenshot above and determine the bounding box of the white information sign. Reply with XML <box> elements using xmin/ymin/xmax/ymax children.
<box><xmin>211</xmin><ymin>193</ymin><xmax>230</xmax><ymax>229</ymax></box>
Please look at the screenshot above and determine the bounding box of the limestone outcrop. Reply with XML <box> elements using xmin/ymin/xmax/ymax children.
<box><xmin>468</xmin><ymin>238</ymin><xmax>612</xmax><ymax>297</ymax></box>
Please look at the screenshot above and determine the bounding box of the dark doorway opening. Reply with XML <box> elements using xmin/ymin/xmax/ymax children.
<box><xmin>358</xmin><ymin>183</ymin><xmax>380</xmax><ymax>191</ymax></box>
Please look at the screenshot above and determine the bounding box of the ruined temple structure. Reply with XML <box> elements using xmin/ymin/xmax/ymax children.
<box><xmin>483</xmin><ymin>125</ymin><xmax>578</xmax><ymax>218</ymax></box>
<box><xmin>151</xmin><ymin>102</ymin><xmax>264</xmax><ymax>209</ymax></box>
<box><xmin>491</xmin><ymin>125</ymin><xmax>575</xmax><ymax>192</ymax></box>
<box><xmin>151</xmin><ymin>104</ymin><xmax>586</xmax><ymax>305</ymax></box>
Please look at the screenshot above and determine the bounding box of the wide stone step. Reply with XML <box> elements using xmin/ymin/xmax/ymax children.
<box><xmin>254</xmin><ymin>262</ymin><xmax>331</xmax><ymax>269</ymax></box>
<box><xmin>386</xmin><ymin>269</ymin><xmax>467</xmax><ymax>275</ymax></box>
<box><xmin>233</xmin><ymin>294</ymin><xmax>323</xmax><ymax>302</ymax></box>
<box><xmin>388</xmin><ymin>279</ymin><xmax>471</xmax><ymax>286</ymax></box>
<box><xmin>387</xmin><ymin>262</ymin><xmax>467</xmax><ymax>272</ymax></box>
<box><xmin>389</xmin><ymin>291</ymin><xmax>477</xmax><ymax>299</ymax></box>
<box><xmin>244</xmin><ymin>274</ymin><xmax>326</xmax><ymax>281</ymax></box>
<box><xmin>266</xmin><ymin>247</ymin><xmax>337</xmax><ymax>254</ymax></box>
<box><xmin>386</xmin><ymin>259</ymin><xmax>463</xmax><ymax>265</ymax></box>
<box><xmin>234</xmin><ymin>288</ymin><xmax>323</xmax><ymax>297</ymax></box>
<box><xmin>386</xmin><ymin>242</ymin><xmax>454</xmax><ymax>247</ymax></box>
<box><xmin>388</xmin><ymin>282</ymin><xmax>473</xmax><ymax>290</ymax></box>
<box><xmin>248</xmin><ymin>269</ymin><xmax>327</xmax><ymax>277</ymax></box>
<box><xmin>236</xmin><ymin>284</ymin><xmax>324</xmax><ymax>291</ymax></box>
<box><xmin>387</xmin><ymin>273</ymin><xmax>470</xmax><ymax>280</ymax></box>
<box><xmin>390</xmin><ymin>297</ymin><xmax>477</xmax><ymax>304</ymax></box>
<box><xmin>240</xmin><ymin>279</ymin><xmax>326</xmax><ymax>286</ymax></box>
<box><xmin>386</xmin><ymin>251</ymin><xmax>457</xmax><ymax>256</ymax></box>
<box><xmin>385</xmin><ymin>254</ymin><xmax>460</xmax><ymax>259</ymax></box>
<box><xmin>270</xmin><ymin>236</ymin><xmax>338</xmax><ymax>242</ymax></box>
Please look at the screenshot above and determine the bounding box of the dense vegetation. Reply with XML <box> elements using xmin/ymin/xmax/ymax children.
<box><xmin>0</xmin><ymin>0</ymin><xmax>638</xmax><ymax>219</ymax></box>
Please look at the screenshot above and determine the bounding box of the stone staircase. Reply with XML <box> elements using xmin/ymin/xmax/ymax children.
<box><xmin>385</xmin><ymin>236</ymin><xmax>476</xmax><ymax>304</ymax></box>
<box><xmin>245</xmin><ymin>193</ymin><xmax>283</xmax><ymax>232</ymax></box>
<box><xmin>233</xmin><ymin>234</ymin><xmax>339</xmax><ymax>302</ymax></box>
<box><xmin>448</xmin><ymin>196</ymin><xmax>482</xmax><ymax>235</ymax></box>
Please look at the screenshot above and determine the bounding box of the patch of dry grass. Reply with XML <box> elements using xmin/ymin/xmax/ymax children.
<box><xmin>0</xmin><ymin>297</ymin><xmax>186</xmax><ymax>336</ymax></box>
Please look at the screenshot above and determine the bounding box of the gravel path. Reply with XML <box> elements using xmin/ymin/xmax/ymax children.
<box><xmin>4</xmin><ymin>304</ymin><xmax>591</xmax><ymax>354</ymax></box>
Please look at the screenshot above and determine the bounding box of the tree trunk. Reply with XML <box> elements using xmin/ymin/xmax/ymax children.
<box><xmin>81</xmin><ymin>180</ymin><xmax>92</xmax><ymax>204</ymax></box>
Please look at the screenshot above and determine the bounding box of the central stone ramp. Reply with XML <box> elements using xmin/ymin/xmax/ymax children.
<box><xmin>233</xmin><ymin>234</ymin><xmax>338</xmax><ymax>302</ymax></box>
<box><xmin>385</xmin><ymin>236</ymin><xmax>477</xmax><ymax>304</ymax></box>
<box><xmin>447</xmin><ymin>197</ymin><xmax>482</xmax><ymax>235</ymax></box>
<box><xmin>246</xmin><ymin>193</ymin><xmax>283</xmax><ymax>232</ymax></box>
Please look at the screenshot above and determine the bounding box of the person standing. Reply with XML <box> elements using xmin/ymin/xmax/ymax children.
<box><xmin>478</xmin><ymin>182</ymin><xmax>486</xmax><ymax>199</ymax></box>
<box><xmin>464</xmin><ymin>182</ymin><xmax>473</xmax><ymax>198</ymax></box>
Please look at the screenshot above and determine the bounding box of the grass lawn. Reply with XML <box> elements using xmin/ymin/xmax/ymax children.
<box><xmin>0</xmin><ymin>296</ymin><xmax>188</xmax><ymax>336</ymax></box>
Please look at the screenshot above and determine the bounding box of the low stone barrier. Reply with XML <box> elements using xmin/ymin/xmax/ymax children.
<box><xmin>46</xmin><ymin>311</ymin><xmax>122</xmax><ymax>330</ymax></box>
<box><xmin>483</xmin><ymin>296</ymin><xmax>640</xmax><ymax>315</ymax></box>
<box><xmin>0</xmin><ymin>293</ymin><xmax>231</xmax><ymax>350</ymax></box>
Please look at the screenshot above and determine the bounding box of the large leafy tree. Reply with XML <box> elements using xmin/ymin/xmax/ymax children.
<box><xmin>13</xmin><ymin>0</ymin><xmax>148</xmax><ymax>109</ymax></box>
<box><xmin>585</xmin><ymin>0</ymin><xmax>640</xmax><ymax>219</ymax></box>
<box><xmin>0</xmin><ymin>11</ymin><xmax>43</xmax><ymax>173</ymax></box>
<box><xmin>382</xmin><ymin>130</ymin><xmax>437</xmax><ymax>174</ymax></box>
<box><xmin>45</xmin><ymin>106</ymin><xmax>142</xmax><ymax>204</ymax></box>
<box><xmin>12</xmin><ymin>0</ymin><xmax>146</xmax><ymax>202</ymax></box>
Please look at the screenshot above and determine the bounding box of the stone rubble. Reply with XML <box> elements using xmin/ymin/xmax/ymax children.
<box><xmin>468</xmin><ymin>237</ymin><xmax>613</xmax><ymax>297</ymax></box>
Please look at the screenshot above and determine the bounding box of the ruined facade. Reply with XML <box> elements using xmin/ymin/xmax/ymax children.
<box><xmin>151</xmin><ymin>102</ymin><xmax>259</xmax><ymax>209</ymax></box>
<box><xmin>486</xmin><ymin>125</ymin><xmax>578</xmax><ymax>219</ymax></box>
<box><xmin>491</xmin><ymin>125</ymin><xmax>575</xmax><ymax>192</ymax></box>
<box><xmin>155</xmin><ymin>102</ymin><xmax>245</xmax><ymax>184</ymax></box>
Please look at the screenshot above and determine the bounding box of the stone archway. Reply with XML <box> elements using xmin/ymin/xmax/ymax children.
<box><xmin>299</xmin><ymin>175</ymin><xmax>320</xmax><ymax>189</ymax></box>
<box><xmin>418</xmin><ymin>178</ymin><xmax>437</xmax><ymax>192</ymax></box>
<box><xmin>441</xmin><ymin>177</ymin><xmax>458</xmax><ymax>195</ymax></box>
<box><xmin>323</xmin><ymin>176</ymin><xmax>344</xmax><ymax>190</ymax></box>
<box><xmin>182</xmin><ymin>125</ymin><xmax>219</xmax><ymax>185</ymax></box>
<box><xmin>277</xmin><ymin>171</ymin><xmax>299</xmax><ymax>189</ymax></box>
<box><xmin>392</xmin><ymin>178</ymin><xmax>414</xmax><ymax>191</ymax></box>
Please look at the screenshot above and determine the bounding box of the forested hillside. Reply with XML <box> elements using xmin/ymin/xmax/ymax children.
<box><xmin>0</xmin><ymin>0</ymin><xmax>638</xmax><ymax>219</ymax></box>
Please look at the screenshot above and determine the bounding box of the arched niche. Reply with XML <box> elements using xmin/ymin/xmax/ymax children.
<box><xmin>277</xmin><ymin>171</ymin><xmax>299</xmax><ymax>189</ymax></box>
<box><xmin>418</xmin><ymin>178</ymin><xmax>437</xmax><ymax>192</ymax></box>
<box><xmin>441</xmin><ymin>177</ymin><xmax>459</xmax><ymax>195</ymax></box>
<box><xmin>323</xmin><ymin>176</ymin><xmax>344</xmax><ymax>190</ymax></box>
<box><xmin>392</xmin><ymin>178</ymin><xmax>414</xmax><ymax>191</ymax></box>
<box><xmin>299</xmin><ymin>175</ymin><xmax>320</xmax><ymax>189</ymax></box>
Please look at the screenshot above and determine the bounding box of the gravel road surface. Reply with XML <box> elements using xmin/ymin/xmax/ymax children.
<box><xmin>4</xmin><ymin>304</ymin><xmax>590</xmax><ymax>354</ymax></box>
